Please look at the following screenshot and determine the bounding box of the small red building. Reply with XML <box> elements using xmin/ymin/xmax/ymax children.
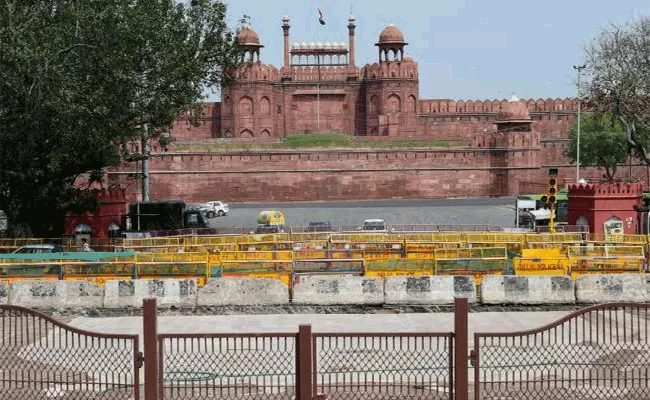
<box><xmin>568</xmin><ymin>182</ymin><xmax>643</xmax><ymax>235</ymax></box>
<box><xmin>64</xmin><ymin>188</ymin><xmax>129</xmax><ymax>239</ymax></box>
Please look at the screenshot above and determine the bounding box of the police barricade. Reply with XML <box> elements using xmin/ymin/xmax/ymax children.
<box><xmin>364</xmin><ymin>259</ymin><xmax>435</xmax><ymax>278</ymax></box>
<box><xmin>513</xmin><ymin>248</ymin><xmax>570</xmax><ymax>275</ymax></box>
<box><xmin>292</xmin><ymin>258</ymin><xmax>365</xmax><ymax>277</ymax></box>
<box><xmin>567</xmin><ymin>244</ymin><xmax>645</xmax><ymax>258</ymax></box>
<box><xmin>463</xmin><ymin>233</ymin><xmax>525</xmax><ymax>249</ymax></box>
<box><xmin>0</xmin><ymin>260</ymin><xmax>63</xmax><ymax>281</ymax></box>
<box><xmin>64</xmin><ymin>261</ymin><xmax>134</xmax><ymax>287</ymax></box>
<box><xmin>217</xmin><ymin>251</ymin><xmax>294</xmax><ymax>262</ymax></box>
<box><xmin>330</xmin><ymin>233</ymin><xmax>390</xmax><ymax>243</ymax></box>
<box><xmin>236</xmin><ymin>241</ymin><xmax>294</xmax><ymax>252</ymax></box>
<box><xmin>289</xmin><ymin>232</ymin><xmax>332</xmax><ymax>242</ymax></box>
<box><xmin>134</xmin><ymin>252</ymin><xmax>210</xmax><ymax>286</ymax></box>
<box><xmin>214</xmin><ymin>260</ymin><xmax>293</xmax><ymax>287</ymax></box>
<box><xmin>434</xmin><ymin>247</ymin><xmax>508</xmax><ymax>285</ymax></box>
<box><xmin>587</xmin><ymin>233</ymin><xmax>648</xmax><ymax>244</ymax></box>
<box><xmin>293</xmin><ymin>250</ymin><xmax>329</xmax><ymax>260</ymax></box>
<box><xmin>397</xmin><ymin>233</ymin><xmax>463</xmax><ymax>243</ymax></box>
<box><xmin>356</xmin><ymin>242</ymin><xmax>404</xmax><ymax>260</ymax></box>
<box><xmin>405</xmin><ymin>242</ymin><xmax>463</xmax><ymax>260</ymax></box>
<box><xmin>291</xmin><ymin>240</ymin><xmax>329</xmax><ymax>251</ymax></box>
<box><xmin>566</xmin><ymin>244</ymin><xmax>645</xmax><ymax>280</ymax></box>
<box><xmin>182</xmin><ymin>235</ymin><xmax>243</xmax><ymax>247</ymax></box>
<box><xmin>524</xmin><ymin>233</ymin><xmax>584</xmax><ymax>252</ymax></box>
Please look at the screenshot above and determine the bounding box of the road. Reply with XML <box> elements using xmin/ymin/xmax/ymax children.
<box><xmin>206</xmin><ymin>197</ymin><xmax>516</xmax><ymax>229</ymax></box>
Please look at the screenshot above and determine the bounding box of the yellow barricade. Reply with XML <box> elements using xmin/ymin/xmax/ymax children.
<box><xmin>364</xmin><ymin>259</ymin><xmax>434</xmax><ymax>278</ymax></box>
<box><xmin>397</xmin><ymin>233</ymin><xmax>463</xmax><ymax>243</ymax></box>
<box><xmin>567</xmin><ymin>245</ymin><xmax>644</xmax><ymax>258</ymax></box>
<box><xmin>218</xmin><ymin>251</ymin><xmax>293</xmax><ymax>261</ymax></box>
<box><xmin>291</xmin><ymin>240</ymin><xmax>329</xmax><ymax>251</ymax></box>
<box><xmin>434</xmin><ymin>247</ymin><xmax>507</xmax><ymax>285</ymax></box>
<box><xmin>587</xmin><ymin>234</ymin><xmax>648</xmax><ymax>244</ymax></box>
<box><xmin>330</xmin><ymin>234</ymin><xmax>390</xmax><ymax>243</ymax></box>
<box><xmin>293</xmin><ymin>250</ymin><xmax>329</xmax><ymax>260</ymax></box>
<box><xmin>290</xmin><ymin>233</ymin><xmax>331</xmax><ymax>241</ymax></box>
<box><xmin>513</xmin><ymin>249</ymin><xmax>569</xmax><ymax>275</ymax></box>
<box><xmin>524</xmin><ymin>233</ymin><xmax>584</xmax><ymax>244</ymax></box>
<box><xmin>217</xmin><ymin>260</ymin><xmax>292</xmax><ymax>286</ymax></box>
<box><xmin>569</xmin><ymin>258</ymin><xmax>644</xmax><ymax>280</ymax></box>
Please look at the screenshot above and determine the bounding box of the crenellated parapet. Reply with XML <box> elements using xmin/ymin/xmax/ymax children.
<box><xmin>284</xmin><ymin>65</ymin><xmax>352</xmax><ymax>82</ymax></box>
<box><xmin>361</xmin><ymin>59</ymin><xmax>418</xmax><ymax>80</ymax></box>
<box><xmin>418</xmin><ymin>98</ymin><xmax>580</xmax><ymax>115</ymax></box>
<box><xmin>568</xmin><ymin>182</ymin><xmax>644</xmax><ymax>197</ymax></box>
<box><xmin>231</xmin><ymin>62</ymin><xmax>280</xmax><ymax>82</ymax></box>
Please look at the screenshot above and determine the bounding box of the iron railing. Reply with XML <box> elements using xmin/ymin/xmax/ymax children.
<box><xmin>158</xmin><ymin>333</ymin><xmax>297</xmax><ymax>399</ymax></box>
<box><xmin>472</xmin><ymin>303</ymin><xmax>650</xmax><ymax>400</ymax></box>
<box><xmin>313</xmin><ymin>332</ymin><xmax>455</xmax><ymax>400</ymax></box>
<box><xmin>0</xmin><ymin>305</ymin><xmax>140</xmax><ymax>399</ymax></box>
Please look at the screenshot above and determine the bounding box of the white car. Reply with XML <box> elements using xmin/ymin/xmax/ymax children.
<box><xmin>204</xmin><ymin>201</ymin><xmax>229</xmax><ymax>218</ymax></box>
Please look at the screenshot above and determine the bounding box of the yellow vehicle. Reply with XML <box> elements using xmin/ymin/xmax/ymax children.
<box><xmin>256</xmin><ymin>211</ymin><xmax>286</xmax><ymax>233</ymax></box>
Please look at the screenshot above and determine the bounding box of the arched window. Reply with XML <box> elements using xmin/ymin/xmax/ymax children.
<box><xmin>75</xmin><ymin>223</ymin><xmax>92</xmax><ymax>234</ymax></box>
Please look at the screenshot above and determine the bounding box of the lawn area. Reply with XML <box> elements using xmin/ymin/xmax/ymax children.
<box><xmin>173</xmin><ymin>133</ymin><xmax>469</xmax><ymax>151</ymax></box>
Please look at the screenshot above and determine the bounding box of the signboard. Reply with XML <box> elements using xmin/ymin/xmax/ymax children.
<box><xmin>513</xmin><ymin>249</ymin><xmax>569</xmax><ymax>275</ymax></box>
<box><xmin>517</xmin><ymin>199</ymin><xmax>536</xmax><ymax>210</ymax></box>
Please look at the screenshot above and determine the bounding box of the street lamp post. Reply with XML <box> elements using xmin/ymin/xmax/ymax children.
<box><xmin>573</xmin><ymin>64</ymin><xmax>587</xmax><ymax>183</ymax></box>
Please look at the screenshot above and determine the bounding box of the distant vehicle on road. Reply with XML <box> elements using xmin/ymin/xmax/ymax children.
<box><xmin>254</xmin><ymin>225</ymin><xmax>284</xmax><ymax>234</ymax></box>
<box><xmin>361</xmin><ymin>219</ymin><xmax>386</xmax><ymax>232</ymax></box>
<box><xmin>125</xmin><ymin>200</ymin><xmax>208</xmax><ymax>233</ymax></box>
<box><xmin>307</xmin><ymin>221</ymin><xmax>332</xmax><ymax>232</ymax></box>
<box><xmin>13</xmin><ymin>244</ymin><xmax>65</xmax><ymax>254</ymax></box>
<box><xmin>255</xmin><ymin>210</ymin><xmax>286</xmax><ymax>234</ymax></box>
<box><xmin>204</xmin><ymin>201</ymin><xmax>229</xmax><ymax>218</ymax></box>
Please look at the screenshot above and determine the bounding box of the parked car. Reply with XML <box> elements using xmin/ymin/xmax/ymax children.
<box><xmin>361</xmin><ymin>219</ymin><xmax>386</xmax><ymax>232</ymax></box>
<box><xmin>204</xmin><ymin>201</ymin><xmax>229</xmax><ymax>218</ymax></box>
<box><xmin>307</xmin><ymin>221</ymin><xmax>332</xmax><ymax>232</ymax></box>
<box><xmin>12</xmin><ymin>244</ymin><xmax>65</xmax><ymax>254</ymax></box>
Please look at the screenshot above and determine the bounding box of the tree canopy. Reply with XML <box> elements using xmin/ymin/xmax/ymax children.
<box><xmin>0</xmin><ymin>0</ymin><xmax>241</xmax><ymax>236</ymax></box>
<box><xmin>584</xmin><ymin>17</ymin><xmax>650</xmax><ymax>165</ymax></box>
<box><xmin>566</xmin><ymin>113</ymin><xmax>629</xmax><ymax>182</ymax></box>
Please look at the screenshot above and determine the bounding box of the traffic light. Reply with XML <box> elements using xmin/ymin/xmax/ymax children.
<box><xmin>540</xmin><ymin>194</ymin><xmax>548</xmax><ymax>203</ymax></box>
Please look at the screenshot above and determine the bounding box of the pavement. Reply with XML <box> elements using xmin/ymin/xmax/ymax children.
<box><xmin>207</xmin><ymin>197</ymin><xmax>516</xmax><ymax>229</ymax></box>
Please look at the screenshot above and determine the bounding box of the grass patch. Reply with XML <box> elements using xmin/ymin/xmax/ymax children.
<box><xmin>173</xmin><ymin>133</ymin><xmax>469</xmax><ymax>152</ymax></box>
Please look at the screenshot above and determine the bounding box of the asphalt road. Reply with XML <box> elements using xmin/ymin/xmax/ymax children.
<box><xmin>206</xmin><ymin>197</ymin><xmax>517</xmax><ymax>229</ymax></box>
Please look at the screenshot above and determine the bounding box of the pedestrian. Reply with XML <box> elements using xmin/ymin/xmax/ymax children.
<box><xmin>82</xmin><ymin>238</ymin><xmax>93</xmax><ymax>252</ymax></box>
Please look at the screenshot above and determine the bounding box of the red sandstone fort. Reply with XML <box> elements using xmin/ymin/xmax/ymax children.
<box><xmin>108</xmin><ymin>17</ymin><xmax>649</xmax><ymax>203</ymax></box>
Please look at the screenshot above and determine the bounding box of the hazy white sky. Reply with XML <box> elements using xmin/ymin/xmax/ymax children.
<box><xmin>205</xmin><ymin>0</ymin><xmax>650</xmax><ymax>101</ymax></box>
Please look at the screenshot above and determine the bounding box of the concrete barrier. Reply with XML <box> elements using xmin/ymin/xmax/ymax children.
<box><xmin>292</xmin><ymin>276</ymin><xmax>383</xmax><ymax>305</ymax></box>
<box><xmin>9</xmin><ymin>281</ymin><xmax>103</xmax><ymax>309</ymax></box>
<box><xmin>198</xmin><ymin>278</ymin><xmax>289</xmax><ymax>306</ymax></box>
<box><xmin>576</xmin><ymin>274</ymin><xmax>648</xmax><ymax>303</ymax></box>
<box><xmin>104</xmin><ymin>279</ymin><xmax>197</xmax><ymax>308</ymax></box>
<box><xmin>0</xmin><ymin>282</ymin><xmax>8</xmax><ymax>305</ymax></box>
<box><xmin>481</xmin><ymin>275</ymin><xmax>574</xmax><ymax>304</ymax></box>
<box><xmin>384</xmin><ymin>276</ymin><xmax>476</xmax><ymax>304</ymax></box>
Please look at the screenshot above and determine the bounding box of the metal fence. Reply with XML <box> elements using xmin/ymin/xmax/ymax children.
<box><xmin>0</xmin><ymin>305</ymin><xmax>140</xmax><ymax>399</ymax></box>
<box><xmin>158</xmin><ymin>333</ymin><xmax>297</xmax><ymax>399</ymax></box>
<box><xmin>313</xmin><ymin>333</ymin><xmax>455</xmax><ymax>400</ymax></box>
<box><xmin>472</xmin><ymin>303</ymin><xmax>650</xmax><ymax>400</ymax></box>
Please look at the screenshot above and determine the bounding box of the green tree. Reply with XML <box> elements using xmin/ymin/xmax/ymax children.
<box><xmin>566</xmin><ymin>113</ymin><xmax>629</xmax><ymax>182</ymax></box>
<box><xmin>584</xmin><ymin>17</ymin><xmax>650</xmax><ymax>165</ymax></box>
<box><xmin>0</xmin><ymin>0</ymin><xmax>242</xmax><ymax>236</ymax></box>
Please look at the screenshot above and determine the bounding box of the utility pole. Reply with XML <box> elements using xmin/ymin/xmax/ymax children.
<box><xmin>141</xmin><ymin>123</ymin><xmax>150</xmax><ymax>202</ymax></box>
<box><xmin>573</xmin><ymin>64</ymin><xmax>586</xmax><ymax>183</ymax></box>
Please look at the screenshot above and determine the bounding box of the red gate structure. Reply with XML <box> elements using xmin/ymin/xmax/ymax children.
<box><xmin>0</xmin><ymin>305</ymin><xmax>141</xmax><ymax>399</ymax></box>
<box><xmin>472</xmin><ymin>303</ymin><xmax>650</xmax><ymax>399</ymax></box>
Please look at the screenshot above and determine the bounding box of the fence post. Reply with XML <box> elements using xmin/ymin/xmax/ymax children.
<box><xmin>296</xmin><ymin>324</ymin><xmax>313</xmax><ymax>400</ymax></box>
<box><xmin>143</xmin><ymin>298</ymin><xmax>159</xmax><ymax>400</ymax></box>
<box><xmin>454</xmin><ymin>297</ymin><xmax>469</xmax><ymax>400</ymax></box>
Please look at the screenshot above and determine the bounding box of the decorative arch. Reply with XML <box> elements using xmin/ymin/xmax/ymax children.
<box><xmin>259</xmin><ymin>96</ymin><xmax>270</xmax><ymax>114</ymax></box>
<box><xmin>260</xmin><ymin>129</ymin><xmax>271</xmax><ymax>137</ymax></box>
<box><xmin>240</xmin><ymin>129</ymin><xmax>254</xmax><ymax>138</ymax></box>
<box><xmin>369</xmin><ymin>95</ymin><xmax>379</xmax><ymax>114</ymax></box>
<box><xmin>370</xmin><ymin>127</ymin><xmax>379</xmax><ymax>136</ymax></box>
<box><xmin>407</xmin><ymin>95</ymin><xmax>417</xmax><ymax>113</ymax></box>
<box><xmin>239</xmin><ymin>96</ymin><xmax>254</xmax><ymax>115</ymax></box>
<box><xmin>224</xmin><ymin>129</ymin><xmax>233</xmax><ymax>138</ymax></box>
<box><xmin>386</xmin><ymin>94</ymin><xmax>401</xmax><ymax>113</ymax></box>
<box><xmin>223</xmin><ymin>97</ymin><xmax>233</xmax><ymax>114</ymax></box>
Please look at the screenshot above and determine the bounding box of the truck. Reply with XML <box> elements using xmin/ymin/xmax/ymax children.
<box><xmin>124</xmin><ymin>200</ymin><xmax>209</xmax><ymax>234</ymax></box>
